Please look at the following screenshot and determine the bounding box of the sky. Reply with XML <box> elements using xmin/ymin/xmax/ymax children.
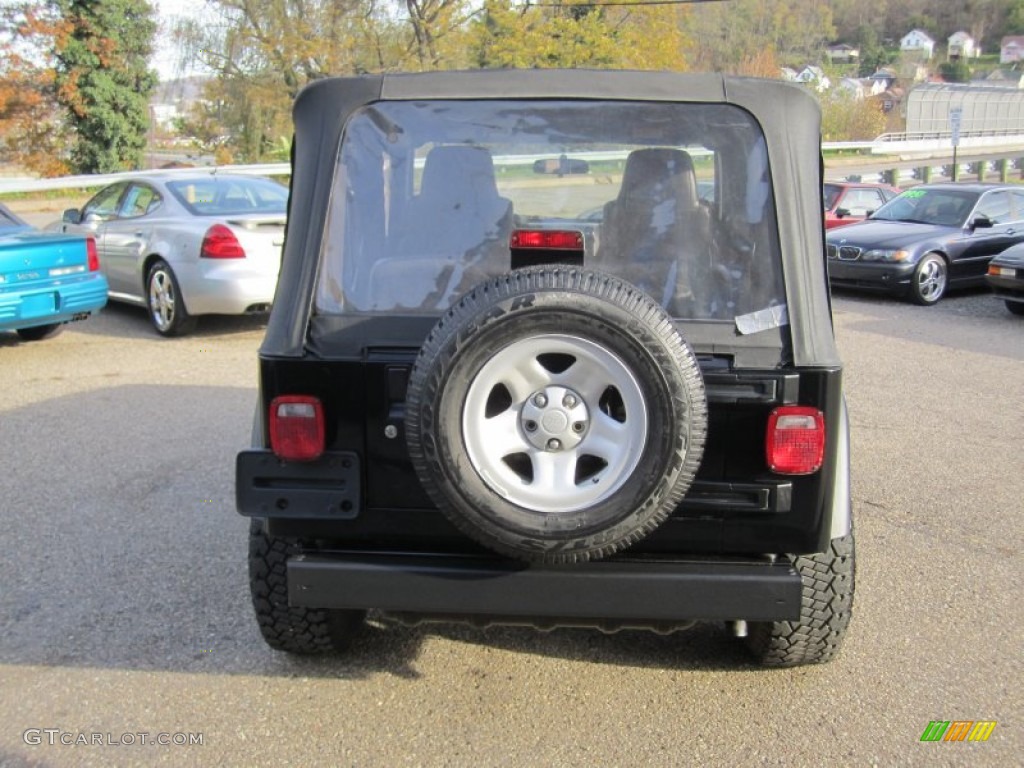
<box><xmin>151</xmin><ymin>0</ymin><xmax>208</xmax><ymax>82</ymax></box>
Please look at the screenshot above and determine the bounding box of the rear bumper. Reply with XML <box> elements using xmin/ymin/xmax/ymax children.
<box><xmin>0</xmin><ymin>275</ymin><xmax>107</xmax><ymax>332</ymax></box>
<box><xmin>176</xmin><ymin>260</ymin><xmax>278</xmax><ymax>316</ymax></box>
<box><xmin>287</xmin><ymin>551</ymin><xmax>803</xmax><ymax>624</ymax></box>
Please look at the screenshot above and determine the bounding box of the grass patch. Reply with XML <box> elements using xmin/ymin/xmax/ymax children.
<box><xmin>0</xmin><ymin>187</ymin><xmax>102</xmax><ymax>202</ymax></box>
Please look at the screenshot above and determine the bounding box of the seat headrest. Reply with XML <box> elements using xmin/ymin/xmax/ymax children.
<box><xmin>618</xmin><ymin>148</ymin><xmax>699</xmax><ymax>211</ymax></box>
<box><xmin>420</xmin><ymin>145</ymin><xmax>501</xmax><ymax>207</ymax></box>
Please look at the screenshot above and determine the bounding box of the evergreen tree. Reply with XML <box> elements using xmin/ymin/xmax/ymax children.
<box><xmin>53</xmin><ymin>0</ymin><xmax>157</xmax><ymax>173</ymax></box>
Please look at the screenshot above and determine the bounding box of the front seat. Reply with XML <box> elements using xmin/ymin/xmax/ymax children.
<box><xmin>374</xmin><ymin>145</ymin><xmax>514</xmax><ymax>310</ymax></box>
<box><xmin>597</xmin><ymin>148</ymin><xmax>710</xmax><ymax>313</ymax></box>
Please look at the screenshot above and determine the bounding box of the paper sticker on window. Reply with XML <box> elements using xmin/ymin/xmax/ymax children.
<box><xmin>736</xmin><ymin>303</ymin><xmax>789</xmax><ymax>335</ymax></box>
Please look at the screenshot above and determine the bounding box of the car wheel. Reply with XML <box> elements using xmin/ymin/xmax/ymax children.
<box><xmin>405</xmin><ymin>267</ymin><xmax>708</xmax><ymax>564</ymax></box>
<box><xmin>1005</xmin><ymin>299</ymin><xmax>1024</xmax><ymax>316</ymax></box>
<box><xmin>248</xmin><ymin>519</ymin><xmax>366</xmax><ymax>654</ymax></box>
<box><xmin>15</xmin><ymin>323</ymin><xmax>62</xmax><ymax>342</ymax></box>
<box><xmin>745</xmin><ymin>532</ymin><xmax>855</xmax><ymax>667</ymax></box>
<box><xmin>146</xmin><ymin>259</ymin><xmax>197</xmax><ymax>336</ymax></box>
<box><xmin>909</xmin><ymin>253</ymin><xmax>947</xmax><ymax>305</ymax></box>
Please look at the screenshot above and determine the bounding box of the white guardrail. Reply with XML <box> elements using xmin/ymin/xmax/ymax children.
<box><xmin>0</xmin><ymin>163</ymin><xmax>292</xmax><ymax>195</ymax></box>
<box><xmin>4</xmin><ymin>136</ymin><xmax>1024</xmax><ymax>195</ymax></box>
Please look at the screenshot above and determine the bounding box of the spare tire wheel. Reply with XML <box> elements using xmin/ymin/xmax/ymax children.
<box><xmin>405</xmin><ymin>267</ymin><xmax>707</xmax><ymax>564</ymax></box>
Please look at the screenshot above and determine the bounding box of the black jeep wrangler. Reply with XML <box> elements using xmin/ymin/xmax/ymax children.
<box><xmin>236</xmin><ymin>70</ymin><xmax>854</xmax><ymax>667</ymax></box>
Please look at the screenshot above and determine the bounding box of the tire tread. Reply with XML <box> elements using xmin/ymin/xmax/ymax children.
<box><xmin>746</xmin><ymin>533</ymin><xmax>855</xmax><ymax>667</ymax></box>
<box><xmin>248</xmin><ymin>520</ymin><xmax>364</xmax><ymax>654</ymax></box>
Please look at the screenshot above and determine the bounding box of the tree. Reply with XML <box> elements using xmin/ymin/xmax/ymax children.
<box><xmin>52</xmin><ymin>0</ymin><xmax>158</xmax><ymax>173</ymax></box>
<box><xmin>820</xmin><ymin>91</ymin><xmax>886</xmax><ymax>142</ymax></box>
<box><xmin>470</xmin><ymin>0</ymin><xmax>689</xmax><ymax>71</ymax></box>
<box><xmin>683</xmin><ymin>0</ymin><xmax>835</xmax><ymax>73</ymax></box>
<box><xmin>1006</xmin><ymin>0</ymin><xmax>1024</xmax><ymax>34</ymax></box>
<box><xmin>173</xmin><ymin>0</ymin><xmax>472</xmax><ymax>162</ymax></box>
<box><xmin>939</xmin><ymin>60</ymin><xmax>972</xmax><ymax>83</ymax></box>
<box><xmin>0</xmin><ymin>3</ymin><xmax>71</xmax><ymax>175</ymax></box>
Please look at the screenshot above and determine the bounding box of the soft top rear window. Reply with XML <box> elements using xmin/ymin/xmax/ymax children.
<box><xmin>316</xmin><ymin>99</ymin><xmax>785</xmax><ymax>326</ymax></box>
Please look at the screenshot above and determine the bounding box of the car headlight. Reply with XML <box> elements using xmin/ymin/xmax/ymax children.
<box><xmin>860</xmin><ymin>249</ymin><xmax>911</xmax><ymax>262</ymax></box>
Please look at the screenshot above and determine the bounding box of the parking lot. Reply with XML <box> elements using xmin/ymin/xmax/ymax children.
<box><xmin>1</xmin><ymin>291</ymin><xmax>1021</xmax><ymax>766</ymax></box>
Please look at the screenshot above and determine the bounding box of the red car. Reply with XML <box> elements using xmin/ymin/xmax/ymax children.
<box><xmin>824</xmin><ymin>181</ymin><xmax>900</xmax><ymax>229</ymax></box>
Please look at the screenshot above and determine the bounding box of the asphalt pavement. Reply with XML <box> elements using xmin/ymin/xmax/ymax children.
<box><xmin>0</xmin><ymin>293</ymin><xmax>1021</xmax><ymax>767</ymax></box>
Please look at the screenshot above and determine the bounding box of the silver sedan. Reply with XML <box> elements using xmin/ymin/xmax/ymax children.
<box><xmin>60</xmin><ymin>173</ymin><xmax>286</xmax><ymax>335</ymax></box>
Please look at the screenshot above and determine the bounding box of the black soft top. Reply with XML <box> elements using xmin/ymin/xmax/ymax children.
<box><xmin>265</xmin><ymin>69</ymin><xmax>837</xmax><ymax>368</ymax></box>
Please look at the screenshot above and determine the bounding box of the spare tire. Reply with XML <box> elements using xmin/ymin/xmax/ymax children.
<box><xmin>405</xmin><ymin>267</ymin><xmax>707</xmax><ymax>564</ymax></box>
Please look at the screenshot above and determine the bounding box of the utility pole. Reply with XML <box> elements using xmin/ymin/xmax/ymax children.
<box><xmin>950</xmin><ymin>106</ymin><xmax>962</xmax><ymax>182</ymax></box>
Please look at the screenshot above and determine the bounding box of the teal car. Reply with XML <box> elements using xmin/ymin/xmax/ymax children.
<box><xmin>0</xmin><ymin>202</ymin><xmax>108</xmax><ymax>341</ymax></box>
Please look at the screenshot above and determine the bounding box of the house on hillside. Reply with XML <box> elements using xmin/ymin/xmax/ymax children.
<box><xmin>793</xmin><ymin>65</ymin><xmax>831</xmax><ymax>92</ymax></box>
<box><xmin>948</xmin><ymin>31</ymin><xmax>978</xmax><ymax>60</ymax></box>
<box><xmin>826</xmin><ymin>44</ymin><xmax>860</xmax><ymax>63</ymax></box>
<box><xmin>870</xmin><ymin>68</ymin><xmax>899</xmax><ymax>90</ymax></box>
<box><xmin>901</xmin><ymin>29</ymin><xmax>935</xmax><ymax>59</ymax></box>
<box><xmin>1000</xmin><ymin>36</ymin><xmax>1024</xmax><ymax>63</ymax></box>
<box><xmin>877</xmin><ymin>87</ymin><xmax>904</xmax><ymax>115</ymax></box>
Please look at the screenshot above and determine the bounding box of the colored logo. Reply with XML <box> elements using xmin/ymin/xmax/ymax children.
<box><xmin>920</xmin><ymin>721</ymin><xmax>997</xmax><ymax>742</ymax></box>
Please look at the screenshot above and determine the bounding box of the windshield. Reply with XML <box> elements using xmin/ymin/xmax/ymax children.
<box><xmin>870</xmin><ymin>187</ymin><xmax>978</xmax><ymax>227</ymax></box>
<box><xmin>166</xmin><ymin>177</ymin><xmax>288</xmax><ymax>216</ymax></box>
<box><xmin>0</xmin><ymin>204</ymin><xmax>30</xmax><ymax>232</ymax></box>
<box><xmin>317</xmin><ymin>99</ymin><xmax>785</xmax><ymax>323</ymax></box>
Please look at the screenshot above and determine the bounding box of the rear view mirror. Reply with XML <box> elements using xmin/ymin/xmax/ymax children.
<box><xmin>62</xmin><ymin>208</ymin><xmax>81</xmax><ymax>224</ymax></box>
<box><xmin>971</xmin><ymin>215</ymin><xmax>994</xmax><ymax>230</ymax></box>
<box><xmin>533</xmin><ymin>155</ymin><xmax>590</xmax><ymax>176</ymax></box>
<box><xmin>835</xmin><ymin>207</ymin><xmax>850</xmax><ymax>219</ymax></box>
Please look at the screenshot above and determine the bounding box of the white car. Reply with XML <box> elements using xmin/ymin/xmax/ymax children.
<box><xmin>60</xmin><ymin>173</ymin><xmax>287</xmax><ymax>335</ymax></box>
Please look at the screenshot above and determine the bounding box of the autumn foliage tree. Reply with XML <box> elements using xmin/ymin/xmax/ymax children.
<box><xmin>0</xmin><ymin>4</ymin><xmax>71</xmax><ymax>176</ymax></box>
<box><xmin>0</xmin><ymin>0</ymin><xmax>157</xmax><ymax>176</ymax></box>
<box><xmin>470</xmin><ymin>1</ymin><xmax>690</xmax><ymax>71</ymax></box>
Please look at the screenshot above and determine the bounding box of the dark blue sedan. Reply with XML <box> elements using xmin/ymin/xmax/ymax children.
<box><xmin>0</xmin><ymin>202</ymin><xmax>108</xmax><ymax>341</ymax></box>
<box><xmin>986</xmin><ymin>242</ymin><xmax>1024</xmax><ymax>316</ymax></box>
<box><xmin>826</xmin><ymin>183</ymin><xmax>1024</xmax><ymax>305</ymax></box>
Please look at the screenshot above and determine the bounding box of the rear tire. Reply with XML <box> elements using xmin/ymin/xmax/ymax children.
<box><xmin>248</xmin><ymin>520</ymin><xmax>365</xmax><ymax>654</ymax></box>
<box><xmin>16</xmin><ymin>323</ymin><xmax>62</xmax><ymax>341</ymax></box>
<box><xmin>146</xmin><ymin>259</ymin><xmax>197</xmax><ymax>336</ymax></box>
<box><xmin>1005</xmin><ymin>299</ymin><xmax>1024</xmax><ymax>316</ymax></box>
<box><xmin>745</xmin><ymin>532</ymin><xmax>855</xmax><ymax>667</ymax></box>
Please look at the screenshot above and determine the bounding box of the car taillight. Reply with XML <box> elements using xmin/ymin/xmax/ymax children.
<box><xmin>510</xmin><ymin>229</ymin><xmax>584</xmax><ymax>250</ymax></box>
<box><xmin>766</xmin><ymin>406</ymin><xmax>825</xmax><ymax>475</ymax></box>
<box><xmin>86</xmin><ymin>236</ymin><xmax>100</xmax><ymax>271</ymax></box>
<box><xmin>269</xmin><ymin>396</ymin><xmax>325</xmax><ymax>461</ymax></box>
<box><xmin>200</xmin><ymin>224</ymin><xmax>245</xmax><ymax>259</ymax></box>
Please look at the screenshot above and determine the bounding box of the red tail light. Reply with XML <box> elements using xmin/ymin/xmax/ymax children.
<box><xmin>86</xmin><ymin>236</ymin><xmax>100</xmax><ymax>271</ymax></box>
<box><xmin>766</xmin><ymin>406</ymin><xmax>825</xmax><ymax>475</ymax></box>
<box><xmin>200</xmin><ymin>224</ymin><xmax>245</xmax><ymax>259</ymax></box>
<box><xmin>510</xmin><ymin>229</ymin><xmax>584</xmax><ymax>250</ymax></box>
<box><xmin>269</xmin><ymin>396</ymin><xmax>325</xmax><ymax>462</ymax></box>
